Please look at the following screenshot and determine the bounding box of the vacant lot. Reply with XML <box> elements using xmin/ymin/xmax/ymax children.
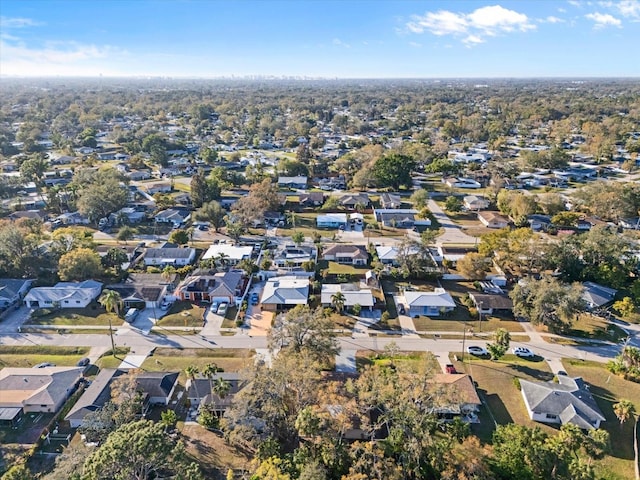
<box><xmin>0</xmin><ymin>345</ymin><xmax>89</xmax><ymax>369</ymax></box>
<box><xmin>564</xmin><ymin>359</ymin><xmax>640</xmax><ymax>480</ymax></box>
<box><xmin>356</xmin><ymin>350</ymin><xmax>440</xmax><ymax>372</ymax></box>
<box><xmin>27</xmin><ymin>305</ymin><xmax>122</xmax><ymax>327</ymax></box>
<box><xmin>141</xmin><ymin>348</ymin><xmax>254</xmax><ymax>379</ymax></box>
<box><xmin>95</xmin><ymin>347</ymin><xmax>131</xmax><ymax>369</ymax></box>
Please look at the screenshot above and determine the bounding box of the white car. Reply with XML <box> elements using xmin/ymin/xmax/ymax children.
<box><xmin>512</xmin><ymin>347</ymin><xmax>535</xmax><ymax>358</ymax></box>
<box><xmin>467</xmin><ymin>346</ymin><xmax>488</xmax><ymax>356</ymax></box>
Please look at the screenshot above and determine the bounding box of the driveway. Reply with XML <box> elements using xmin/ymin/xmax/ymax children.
<box><xmin>0</xmin><ymin>306</ymin><xmax>32</xmax><ymax>333</ymax></box>
<box><xmin>428</xmin><ymin>199</ymin><xmax>478</xmax><ymax>245</ymax></box>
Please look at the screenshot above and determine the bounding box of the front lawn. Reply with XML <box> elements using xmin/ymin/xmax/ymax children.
<box><xmin>156</xmin><ymin>301</ymin><xmax>205</xmax><ymax>327</ymax></box>
<box><xmin>568</xmin><ymin>313</ymin><xmax>629</xmax><ymax>343</ymax></box>
<box><xmin>0</xmin><ymin>345</ymin><xmax>89</xmax><ymax>369</ymax></box>
<box><xmin>318</xmin><ymin>260</ymin><xmax>371</xmax><ymax>276</ymax></box>
<box><xmin>27</xmin><ymin>305</ymin><xmax>122</xmax><ymax>327</ymax></box>
<box><xmin>141</xmin><ymin>348</ymin><xmax>254</xmax><ymax>380</ymax></box>
<box><xmin>412</xmin><ymin>316</ymin><xmax>524</xmax><ymax>334</ymax></box>
<box><xmin>356</xmin><ymin>350</ymin><xmax>440</xmax><ymax>372</ymax></box>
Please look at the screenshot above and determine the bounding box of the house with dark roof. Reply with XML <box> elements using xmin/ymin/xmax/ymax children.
<box><xmin>339</xmin><ymin>193</ymin><xmax>370</xmax><ymax>209</ymax></box>
<box><xmin>176</xmin><ymin>269</ymin><xmax>246</xmax><ymax>306</ymax></box>
<box><xmin>298</xmin><ymin>192</ymin><xmax>325</xmax><ymax>207</ymax></box>
<box><xmin>107</xmin><ymin>272</ymin><xmax>178</xmax><ymax>309</ymax></box>
<box><xmin>65</xmin><ymin>368</ymin><xmax>125</xmax><ymax>428</ymax></box>
<box><xmin>0</xmin><ymin>278</ymin><xmax>34</xmax><ymax>309</ymax></box>
<box><xmin>323</xmin><ymin>244</ymin><xmax>369</xmax><ymax>266</ymax></box>
<box><xmin>185</xmin><ymin>372</ymin><xmax>244</xmax><ymax>415</ymax></box>
<box><xmin>143</xmin><ymin>247</ymin><xmax>196</xmax><ymax>267</ymax></box>
<box><xmin>379</xmin><ymin>193</ymin><xmax>402</xmax><ymax>209</ymax></box>
<box><xmin>135</xmin><ymin>371</ymin><xmax>179</xmax><ymax>406</ymax></box>
<box><xmin>469</xmin><ymin>293</ymin><xmax>513</xmax><ymax>315</ymax></box>
<box><xmin>278</xmin><ymin>176</ymin><xmax>308</xmax><ymax>189</ymax></box>
<box><xmin>520</xmin><ymin>376</ymin><xmax>605</xmax><ymax>429</ymax></box>
<box><xmin>582</xmin><ymin>282</ymin><xmax>617</xmax><ymax>310</ymax></box>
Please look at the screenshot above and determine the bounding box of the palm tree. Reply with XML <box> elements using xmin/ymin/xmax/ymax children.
<box><xmin>211</xmin><ymin>377</ymin><xmax>232</xmax><ymax>411</ymax></box>
<box><xmin>216</xmin><ymin>252</ymin><xmax>229</xmax><ymax>269</ymax></box>
<box><xmin>98</xmin><ymin>289</ymin><xmax>123</xmax><ymax>353</ymax></box>
<box><xmin>161</xmin><ymin>265</ymin><xmax>176</xmax><ymax>283</ymax></box>
<box><xmin>331</xmin><ymin>291</ymin><xmax>346</xmax><ymax>313</ymax></box>
<box><xmin>613</xmin><ymin>399</ymin><xmax>636</xmax><ymax>428</ymax></box>
<box><xmin>201</xmin><ymin>362</ymin><xmax>218</xmax><ymax>406</ymax></box>
<box><xmin>185</xmin><ymin>365</ymin><xmax>201</xmax><ymax>408</ymax></box>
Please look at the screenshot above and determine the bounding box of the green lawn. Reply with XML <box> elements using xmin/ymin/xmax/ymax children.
<box><xmin>156</xmin><ymin>301</ymin><xmax>206</xmax><ymax>327</ymax></box>
<box><xmin>568</xmin><ymin>314</ymin><xmax>629</xmax><ymax>343</ymax></box>
<box><xmin>27</xmin><ymin>305</ymin><xmax>123</xmax><ymax>327</ymax></box>
<box><xmin>94</xmin><ymin>347</ymin><xmax>131</xmax><ymax>369</ymax></box>
<box><xmin>317</xmin><ymin>260</ymin><xmax>371</xmax><ymax>276</ymax></box>
<box><xmin>563</xmin><ymin>359</ymin><xmax>640</xmax><ymax>480</ymax></box>
<box><xmin>0</xmin><ymin>345</ymin><xmax>90</xmax><ymax>369</ymax></box>
<box><xmin>356</xmin><ymin>350</ymin><xmax>440</xmax><ymax>372</ymax></box>
<box><xmin>141</xmin><ymin>348</ymin><xmax>255</xmax><ymax>380</ymax></box>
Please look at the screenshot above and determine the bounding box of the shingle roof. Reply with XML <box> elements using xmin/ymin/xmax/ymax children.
<box><xmin>261</xmin><ymin>276</ymin><xmax>309</xmax><ymax>305</ymax></box>
<box><xmin>405</xmin><ymin>289</ymin><xmax>456</xmax><ymax>308</ymax></box>
<box><xmin>136</xmin><ymin>372</ymin><xmax>179</xmax><ymax>399</ymax></box>
<box><xmin>145</xmin><ymin>248</ymin><xmax>195</xmax><ymax>259</ymax></box>
<box><xmin>65</xmin><ymin>369</ymin><xmax>124</xmax><ymax>421</ymax></box>
<box><xmin>0</xmin><ymin>279</ymin><xmax>32</xmax><ymax>301</ymax></box>
<box><xmin>0</xmin><ymin>367</ymin><xmax>83</xmax><ymax>409</ymax></box>
<box><xmin>323</xmin><ymin>244</ymin><xmax>369</xmax><ymax>259</ymax></box>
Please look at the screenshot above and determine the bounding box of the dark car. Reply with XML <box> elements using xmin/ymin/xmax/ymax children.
<box><xmin>250</xmin><ymin>293</ymin><xmax>259</xmax><ymax>305</ymax></box>
<box><xmin>445</xmin><ymin>364</ymin><xmax>457</xmax><ymax>374</ymax></box>
<box><xmin>398</xmin><ymin>304</ymin><xmax>406</xmax><ymax>315</ymax></box>
<box><xmin>76</xmin><ymin>357</ymin><xmax>90</xmax><ymax>367</ymax></box>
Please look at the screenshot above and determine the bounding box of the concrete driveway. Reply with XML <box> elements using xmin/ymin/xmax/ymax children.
<box><xmin>0</xmin><ymin>306</ymin><xmax>33</xmax><ymax>333</ymax></box>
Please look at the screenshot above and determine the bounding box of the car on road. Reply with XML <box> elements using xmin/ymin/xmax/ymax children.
<box><xmin>445</xmin><ymin>364</ymin><xmax>457</xmax><ymax>374</ymax></box>
<box><xmin>33</xmin><ymin>362</ymin><xmax>55</xmax><ymax>368</ymax></box>
<box><xmin>250</xmin><ymin>293</ymin><xmax>259</xmax><ymax>305</ymax></box>
<box><xmin>217</xmin><ymin>303</ymin><xmax>228</xmax><ymax>316</ymax></box>
<box><xmin>398</xmin><ymin>304</ymin><xmax>406</xmax><ymax>315</ymax></box>
<box><xmin>467</xmin><ymin>346</ymin><xmax>488</xmax><ymax>356</ymax></box>
<box><xmin>512</xmin><ymin>347</ymin><xmax>535</xmax><ymax>358</ymax></box>
<box><xmin>557</xmin><ymin>370</ymin><xmax>568</xmax><ymax>376</ymax></box>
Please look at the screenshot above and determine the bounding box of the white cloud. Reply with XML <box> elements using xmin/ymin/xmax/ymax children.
<box><xmin>585</xmin><ymin>11</ymin><xmax>623</xmax><ymax>27</ymax></box>
<box><xmin>544</xmin><ymin>15</ymin><xmax>566</xmax><ymax>23</ymax></box>
<box><xmin>332</xmin><ymin>38</ymin><xmax>351</xmax><ymax>48</ymax></box>
<box><xmin>0</xmin><ymin>16</ymin><xmax>41</xmax><ymax>29</ymax></box>
<box><xmin>406</xmin><ymin>4</ymin><xmax>535</xmax><ymax>45</ymax></box>
<box><xmin>615</xmin><ymin>0</ymin><xmax>640</xmax><ymax>19</ymax></box>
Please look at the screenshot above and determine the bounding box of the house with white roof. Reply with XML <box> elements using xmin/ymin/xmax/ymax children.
<box><xmin>404</xmin><ymin>288</ymin><xmax>456</xmax><ymax>317</ymax></box>
<box><xmin>317</xmin><ymin>213</ymin><xmax>348</xmax><ymax>229</ymax></box>
<box><xmin>24</xmin><ymin>280</ymin><xmax>103</xmax><ymax>309</ymax></box>
<box><xmin>202</xmin><ymin>244</ymin><xmax>253</xmax><ymax>266</ymax></box>
<box><xmin>261</xmin><ymin>276</ymin><xmax>309</xmax><ymax>312</ymax></box>
<box><xmin>321</xmin><ymin>284</ymin><xmax>375</xmax><ymax>311</ymax></box>
<box><xmin>143</xmin><ymin>247</ymin><xmax>196</xmax><ymax>267</ymax></box>
<box><xmin>277</xmin><ymin>176</ymin><xmax>308</xmax><ymax>189</ymax></box>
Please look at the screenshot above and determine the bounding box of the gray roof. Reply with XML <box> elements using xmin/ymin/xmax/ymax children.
<box><xmin>262</xmin><ymin>276</ymin><xmax>309</xmax><ymax>305</ymax></box>
<box><xmin>145</xmin><ymin>248</ymin><xmax>195</xmax><ymax>259</ymax></box>
<box><xmin>0</xmin><ymin>367</ymin><xmax>83</xmax><ymax>409</ymax></box>
<box><xmin>469</xmin><ymin>293</ymin><xmax>513</xmax><ymax>310</ymax></box>
<box><xmin>323</xmin><ymin>244</ymin><xmax>369</xmax><ymax>259</ymax></box>
<box><xmin>0</xmin><ymin>279</ymin><xmax>32</xmax><ymax>301</ymax></box>
<box><xmin>520</xmin><ymin>376</ymin><xmax>605</xmax><ymax>429</ymax></box>
<box><xmin>186</xmin><ymin>372</ymin><xmax>243</xmax><ymax>410</ymax></box>
<box><xmin>65</xmin><ymin>369</ymin><xmax>124</xmax><ymax>421</ymax></box>
<box><xmin>582</xmin><ymin>282</ymin><xmax>617</xmax><ymax>308</ymax></box>
<box><xmin>136</xmin><ymin>372</ymin><xmax>179</xmax><ymax>399</ymax></box>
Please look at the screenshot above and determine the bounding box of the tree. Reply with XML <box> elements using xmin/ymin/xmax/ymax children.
<box><xmin>1</xmin><ymin>465</ymin><xmax>32</xmax><ymax>480</ymax></box>
<box><xmin>269</xmin><ymin>305</ymin><xmax>339</xmax><ymax>363</ymax></box>
<box><xmin>510</xmin><ymin>276</ymin><xmax>586</xmax><ymax>333</ymax></box>
<box><xmin>51</xmin><ymin>226</ymin><xmax>95</xmax><ymax>253</ymax></box>
<box><xmin>190</xmin><ymin>170</ymin><xmax>221</xmax><ymax>208</ymax></box>
<box><xmin>58</xmin><ymin>248</ymin><xmax>103</xmax><ymax>281</ymax></box>
<box><xmin>74</xmin><ymin>168</ymin><xmax>129</xmax><ymax>223</ymax></box>
<box><xmin>456</xmin><ymin>252</ymin><xmax>491</xmax><ymax>280</ymax></box>
<box><xmin>102</xmin><ymin>247</ymin><xmax>128</xmax><ymax>272</ymax></box>
<box><xmin>82</xmin><ymin>420</ymin><xmax>202</xmax><ymax>480</ymax></box>
<box><xmin>487</xmin><ymin>328</ymin><xmax>511</xmax><ymax>360</ymax></box>
<box><xmin>410</xmin><ymin>188</ymin><xmax>429</xmax><ymax>209</ymax></box>
<box><xmin>99</xmin><ymin>289</ymin><xmax>123</xmax><ymax>353</ymax></box>
<box><xmin>445</xmin><ymin>195</ymin><xmax>462</xmax><ymax>212</ymax></box>
<box><xmin>168</xmin><ymin>229</ymin><xmax>189</xmax><ymax>245</ymax></box>
<box><xmin>238</xmin><ymin>258</ymin><xmax>258</xmax><ymax>277</ymax></box>
<box><xmin>371</xmin><ymin>153</ymin><xmax>416</xmax><ymax>190</ymax></box>
<box><xmin>613</xmin><ymin>399</ymin><xmax>635</xmax><ymax>428</ymax></box>
<box><xmin>278</xmin><ymin>159</ymin><xmax>309</xmax><ymax>177</ymax></box>
<box><xmin>613</xmin><ymin>297</ymin><xmax>636</xmax><ymax>319</ymax></box>
<box><xmin>291</xmin><ymin>231</ymin><xmax>305</xmax><ymax>246</ymax></box>
<box><xmin>116</xmin><ymin>225</ymin><xmax>135</xmax><ymax>243</ymax></box>
<box><xmin>233</xmin><ymin>178</ymin><xmax>281</xmax><ymax>225</ymax></box>
<box><xmin>331</xmin><ymin>291</ymin><xmax>346</xmax><ymax>313</ymax></box>
<box><xmin>160</xmin><ymin>409</ymin><xmax>178</xmax><ymax>430</ymax></box>
<box><xmin>194</xmin><ymin>200</ymin><xmax>226</xmax><ymax>232</ymax></box>
<box><xmin>185</xmin><ymin>365</ymin><xmax>200</xmax><ymax>406</ymax></box>
<box><xmin>19</xmin><ymin>154</ymin><xmax>49</xmax><ymax>186</ymax></box>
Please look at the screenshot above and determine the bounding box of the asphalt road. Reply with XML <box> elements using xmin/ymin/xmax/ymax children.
<box><xmin>427</xmin><ymin>199</ymin><xmax>478</xmax><ymax>245</ymax></box>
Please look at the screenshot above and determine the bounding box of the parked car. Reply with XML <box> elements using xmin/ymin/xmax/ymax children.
<box><xmin>250</xmin><ymin>293</ymin><xmax>259</xmax><ymax>305</ymax></box>
<box><xmin>217</xmin><ymin>303</ymin><xmax>228</xmax><ymax>316</ymax></box>
<box><xmin>445</xmin><ymin>364</ymin><xmax>457</xmax><ymax>374</ymax></box>
<box><xmin>198</xmin><ymin>224</ymin><xmax>208</xmax><ymax>231</ymax></box>
<box><xmin>467</xmin><ymin>346</ymin><xmax>488</xmax><ymax>356</ymax></box>
<box><xmin>557</xmin><ymin>370</ymin><xmax>568</xmax><ymax>376</ymax></box>
<box><xmin>512</xmin><ymin>347</ymin><xmax>535</xmax><ymax>358</ymax></box>
<box><xmin>210</xmin><ymin>301</ymin><xmax>220</xmax><ymax>312</ymax></box>
<box><xmin>124</xmin><ymin>308</ymin><xmax>140</xmax><ymax>323</ymax></box>
<box><xmin>33</xmin><ymin>362</ymin><xmax>55</xmax><ymax>368</ymax></box>
<box><xmin>76</xmin><ymin>357</ymin><xmax>90</xmax><ymax>367</ymax></box>
<box><xmin>160</xmin><ymin>300</ymin><xmax>174</xmax><ymax>311</ymax></box>
<box><xmin>398</xmin><ymin>304</ymin><xmax>406</xmax><ymax>315</ymax></box>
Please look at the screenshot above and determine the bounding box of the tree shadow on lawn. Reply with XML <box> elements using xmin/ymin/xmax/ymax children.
<box><xmin>510</xmin><ymin>364</ymin><xmax>555</xmax><ymax>382</ymax></box>
<box><xmin>476</xmin><ymin>387</ymin><xmax>513</xmax><ymax>425</ymax></box>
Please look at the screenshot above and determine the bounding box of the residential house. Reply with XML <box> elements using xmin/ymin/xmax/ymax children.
<box><xmin>106</xmin><ymin>272</ymin><xmax>178</xmax><ymax>309</ymax></box>
<box><xmin>127</xmin><ymin>170</ymin><xmax>152</xmax><ymax>181</ymax></box>
<box><xmin>323</xmin><ymin>244</ymin><xmax>369</xmax><ymax>266</ymax></box>
<box><xmin>379</xmin><ymin>193</ymin><xmax>402</xmax><ymax>209</ymax></box>
<box><xmin>145</xmin><ymin>182</ymin><xmax>172</xmax><ymax>195</ymax></box>
<box><xmin>375</xmin><ymin>246</ymin><xmax>403</xmax><ymax>266</ymax></box>
<box><xmin>520</xmin><ymin>376</ymin><xmax>605</xmax><ymax>429</ymax></box>
<box><xmin>444</xmin><ymin>178</ymin><xmax>482</xmax><ymax>189</ymax></box>
<box><xmin>143</xmin><ymin>246</ymin><xmax>196</xmax><ymax>267</ymax></box>
<box><xmin>185</xmin><ymin>372</ymin><xmax>243</xmax><ymax>414</ymax></box>
<box><xmin>274</xmin><ymin>244</ymin><xmax>317</xmax><ymax>268</ymax></box>
<box><xmin>176</xmin><ymin>269</ymin><xmax>246</xmax><ymax>306</ymax></box>
<box><xmin>340</xmin><ymin>193</ymin><xmax>370</xmax><ymax>209</ymax></box>
<box><xmin>261</xmin><ymin>276</ymin><xmax>309</xmax><ymax>312</ymax></box>
<box><xmin>277</xmin><ymin>176</ymin><xmax>308</xmax><ymax>189</ymax></box>
<box><xmin>135</xmin><ymin>371</ymin><xmax>179</xmax><ymax>406</ymax></box>
<box><xmin>0</xmin><ymin>278</ymin><xmax>34</xmax><ymax>309</ymax></box>
<box><xmin>316</xmin><ymin>213</ymin><xmax>348</xmax><ymax>229</ymax></box>
<box><xmin>469</xmin><ymin>293</ymin><xmax>513</xmax><ymax>315</ymax></box>
<box><xmin>374</xmin><ymin>209</ymin><xmax>431</xmax><ymax>229</ymax></box>
<box><xmin>527</xmin><ymin>214</ymin><xmax>552</xmax><ymax>232</ymax></box>
<box><xmin>321</xmin><ymin>284</ymin><xmax>375</xmax><ymax>311</ymax></box>
<box><xmin>582</xmin><ymin>282</ymin><xmax>617</xmax><ymax>310</ymax></box>
<box><xmin>112</xmin><ymin>207</ymin><xmax>145</xmax><ymax>224</ymax></box>
<box><xmin>0</xmin><ymin>367</ymin><xmax>83</xmax><ymax>424</ymax></box>
<box><xmin>52</xmin><ymin>211</ymin><xmax>90</xmax><ymax>226</ymax></box>
<box><xmin>202</xmin><ymin>244</ymin><xmax>253</xmax><ymax>266</ymax></box>
<box><xmin>463</xmin><ymin>195</ymin><xmax>489</xmax><ymax>211</ymax></box>
<box><xmin>9</xmin><ymin>210</ymin><xmax>47</xmax><ymax>222</ymax></box>
<box><xmin>404</xmin><ymin>288</ymin><xmax>456</xmax><ymax>317</ymax></box>
<box><xmin>155</xmin><ymin>207</ymin><xmax>191</xmax><ymax>227</ymax></box>
<box><xmin>24</xmin><ymin>280</ymin><xmax>103</xmax><ymax>309</ymax></box>
<box><xmin>429</xmin><ymin>374</ymin><xmax>482</xmax><ymax>422</ymax></box>
<box><xmin>65</xmin><ymin>368</ymin><xmax>125</xmax><ymax>428</ymax></box>
<box><xmin>478</xmin><ymin>211</ymin><xmax>510</xmax><ymax>229</ymax></box>
<box><xmin>298</xmin><ymin>192</ymin><xmax>325</xmax><ymax>207</ymax></box>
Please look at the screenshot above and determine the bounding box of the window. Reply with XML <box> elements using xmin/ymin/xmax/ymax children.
<box><xmin>76</xmin><ymin>301</ymin><xmax>80</xmax><ymax>304</ymax></box>
<box><xmin>546</xmin><ymin>414</ymin><xmax>558</xmax><ymax>420</ymax></box>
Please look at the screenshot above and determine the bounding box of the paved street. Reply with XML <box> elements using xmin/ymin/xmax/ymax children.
<box><xmin>428</xmin><ymin>199</ymin><xmax>478</xmax><ymax>245</ymax></box>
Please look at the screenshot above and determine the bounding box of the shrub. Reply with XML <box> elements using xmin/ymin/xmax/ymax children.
<box><xmin>381</xmin><ymin>311</ymin><xmax>391</xmax><ymax>322</ymax></box>
<box><xmin>512</xmin><ymin>377</ymin><xmax>521</xmax><ymax>390</ymax></box>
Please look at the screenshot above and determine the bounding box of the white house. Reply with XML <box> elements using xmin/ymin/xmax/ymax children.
<box><xmin>321</xmin><ymin>284</ymin><xmax>375</xmax><ymax>310</ymax></box>
<box><xmin>444</xmin><ymin>178</ymin><xmax>482</xmax><ymax>189</ymax></box>
<box><xmin>404</xmin><ymin>288</ymin><xmax>456</xmax><ymax>317</ymax></box>
<box><xmin>463</xmin><ymin>195</ymin><xmax>489</xmax><ymax>211</ymax></box>
<box><xmin>261</xmin><ymin>276</ymin><xmax>309</xmax><ymax>312</ymax></box>
<box><xmin>202</xmin><ymin>244</ymin><xmax>253</xmax><ymax>266</ymax></box>
<box><xmin>278</xmin><ymin>176</ymin><xmax>308</xmax><ymax>189</ymax></box>
<box><xmin>143</xmin><ymin>247</ymin><xmax>196</xmax><ymax>266</ymax></box>
<box><xmin>316</xmin><ymin>213</ymin><xmax>347</xmax><ymax>229</ymax></box>
<box><xmin>477</xmin><ymin>211</ymin><xmax>510</xmax><ymax>229</ymax></box>
<box><xmin>24</xmin><ymin>280</ymin><xmax>103</xmax><ymax>309</ymax></box>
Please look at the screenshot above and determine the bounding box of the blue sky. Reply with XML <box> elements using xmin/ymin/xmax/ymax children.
<box><xmin>1</xmin><ymin>1</ymin><xmax>639</xmax><ymax>78</ymax></box>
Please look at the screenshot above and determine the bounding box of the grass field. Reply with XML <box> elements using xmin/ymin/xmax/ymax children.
<box><xmin>141</xmin><ymin>348</ymin><xmax>254</xmax><ymax>379</ymax></box>
<box><xmin>156</xmin><ymin>301</ymin><xmax>206</xmax><ymax>327</ymax></box>
<box><xmin>0</xmin><ymin>345</ymin><xmax>90</xmax><ymax>369</ymax></box>
<box><xmin>27</xmin><ymin>305</ymin><xmax>123</xmax><ymax>327</ymax></box>
<box><xmin>568</xmin><ymin>313</ymin><xmax>629</xmax><ymax>343</ymax></box>
<box><xmin>412</xmin><ymin>316</ymin><xmax>524</xmax><ymax>333</ymax></box>
<box><xmin>317</xmin><ymin>260</ymin><xmax>371</xmax><ymax>276</ymax></box>
<box><xmin>95</xmin><ymin>347</ymin><xmax>131</xmax><ymax>369</ymax></box>
<box><xmin>356</xmin><ymin>350</ymin><xmax>440</xmax><ymax>372</ymax></box>
<box><xmin>563</xmin><ymin>359</ymin><xmax>640</xmax><ymax>480</ymax></box>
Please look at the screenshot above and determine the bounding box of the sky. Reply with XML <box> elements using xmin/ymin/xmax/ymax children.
<box><xmin>1</xmin><ymin>0</ymin><xmax>639</xmax><ymax>78</ymax></box>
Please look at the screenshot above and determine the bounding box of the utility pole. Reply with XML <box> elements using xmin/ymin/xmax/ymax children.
<box><xmin>478</xmin><ymin>301</ymin><xmax>483</xmax><ymax>333</ymax></box>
